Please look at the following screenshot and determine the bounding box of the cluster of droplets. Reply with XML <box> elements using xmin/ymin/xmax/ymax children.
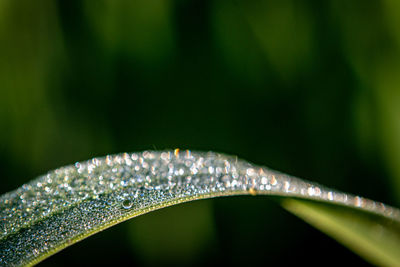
<box><xmin>1</xmin><ymin>150</ymin><xmax>399</xmax><ymax>266</ymax></box>
<box><xmin>1</xmin><ymin>150</ymin><xmax>399</xmax><ymax>242</ymax></box>
<box><xmin>0</xmin><ymin>150</ymin><xmax>274</xmax><ymax>239</ymax></box>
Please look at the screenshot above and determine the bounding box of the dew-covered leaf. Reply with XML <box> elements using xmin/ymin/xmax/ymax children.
<box><xmin>1</xmin><ymin>150</ymin><xmax>399</xmax><ymax>266</ymax></box>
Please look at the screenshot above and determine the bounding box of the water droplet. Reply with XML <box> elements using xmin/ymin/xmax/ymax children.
<box><xmin>314</xmin><ymin>187</ymin><xmax>321</xmax><ymax>196</ymax></box>
<box><xmin>174</xmin><ymin>148</ymin><xmax>180</xmax><ymax>157</ymax></box>
<box><xmin>248</xmin><ymin>187</ymin><xmax>257</xmax><ymax>196</ymax></box>
<box><xmin>355</xmin><ymin>196</ymin><xmax>363</xmax><ymax>207</ymax></box>
<box><xmin>246</xmin><ymin>168</ymin><xmax>256</xmax><ymax>176</ymax></box>
<box><xmin>270</xmin><ymin>175</ymin><xmax>277</xmax><ymax>185</ymax></box>
<box><xmin>307</xmin><ymin>187</ymin><xmax>315</xmax><ymax>196</ymax></box>
<box><xmin>261</xmin><ymin>177</ymin><xmax>268</xmax><ymax>184</ymax></box>
<box><xmin>122</xmin><ymin>199</ymin><xmax>133</xmax><ymax>209</ymax></box>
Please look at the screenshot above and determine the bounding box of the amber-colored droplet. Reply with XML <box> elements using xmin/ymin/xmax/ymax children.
<box><xmin>249</xmin><ymin>187</ymin><xmax>257</xmax><ymax>196</ymax></box>
<box><xmin>174</xmin><ymin>148</ymin><xmax>180</xmax><ymax>157</ymax></box>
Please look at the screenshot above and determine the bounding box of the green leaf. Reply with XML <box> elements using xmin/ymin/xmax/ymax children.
<box><xmin>282</xmin><ymin>199</ymin><xmax>400</xmax><ymax>266</ymax></box>
<box><xmin>1</xmin><ymin>150</ymin><xmax>399</xmax><ymax>266</ymax></box>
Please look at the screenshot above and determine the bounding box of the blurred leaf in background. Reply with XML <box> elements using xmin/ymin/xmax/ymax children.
<box><xmin>0</xmin><ymin>0</ymin><xmax>64</xmax><ymax>169</ymax></box>
<box><xmin>1</xmin><ymin>0</ymin><xmax>400</xmax><ymax>266</ymax></box>
<box><xmin>242</xmin><ymin>0</ymin><xmax>316</xmax><ymax>82</ymax></box>
<box><xmin>331</xmin><ymin>0</ymin><xmax>400</xmax><ymax>204</ymax></box>
<box><xmin>84</xmin><ymin>0</ymin><xmax>176</xmax><ymax>67</ymax></box>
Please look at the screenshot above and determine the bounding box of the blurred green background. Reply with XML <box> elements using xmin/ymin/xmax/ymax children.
<box><xmin>1</xmin><ymin>0</ymin><xmax>400</xmax><ymax>266</ymax></box>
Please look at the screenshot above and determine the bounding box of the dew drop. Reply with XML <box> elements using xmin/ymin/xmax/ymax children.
<box><xmin>270</xmin><ymin>175</ymin><xmax>277</xmax><ymax>185</ymax></box>
<box><xmin>248</xmin><ymin>187</ymin><xmax>257</xmax><ymax>196</ymax></box>
<box><xmin>122</xmin><ymin>199</ymin><xmax>133</xmax><ymax>209</ymax></box>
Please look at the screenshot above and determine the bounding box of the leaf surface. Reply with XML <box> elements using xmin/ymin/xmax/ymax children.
<box><xmin>1</xmin><ymin>150</ymin><xmax>399</xmax><ymax>266</ymax></box>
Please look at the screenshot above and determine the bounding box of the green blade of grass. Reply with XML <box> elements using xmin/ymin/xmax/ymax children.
<box><xmin>1</xmin><ymin>150</ymin><xmax>399</xmax><ymax>266</ymax></box>
<box><xmin>282</xmin><ymin>199</ymin><xmax>400</xmax><ymax>266</ymax></box>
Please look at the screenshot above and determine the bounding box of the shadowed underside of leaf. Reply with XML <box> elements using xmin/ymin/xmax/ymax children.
<box><xmin>0</xmin><ymin>150</ymin><xmax>399</xmax><ymax>266</ymax></box>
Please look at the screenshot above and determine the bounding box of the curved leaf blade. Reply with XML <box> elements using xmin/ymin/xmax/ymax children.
<box><xmin>1</xmin><ymin>150</ymin><xmax>399</xmax><ymax>266</ymax></box>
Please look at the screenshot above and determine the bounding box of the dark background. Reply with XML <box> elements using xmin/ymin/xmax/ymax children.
<box><xmin>1</xmin><ymin>0</ymin><xmax>400</xmax><ymax>266</ymax></box>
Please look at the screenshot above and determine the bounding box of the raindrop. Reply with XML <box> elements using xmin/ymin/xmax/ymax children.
<box><xmin>122</xmin><ymin>199</ymin><xmax>133</xmax><ymax>209</ymax></box>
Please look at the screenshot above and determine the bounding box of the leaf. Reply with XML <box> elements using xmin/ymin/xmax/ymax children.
<box><xmin>282</xmin><ymin>199</ymin><xmax>400</xmax><ymax>266</ymax></box>
<box><xmin>1</xmin><ymin>150</ymin><xmax>399</xmax><ymax>266</ymax></box>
